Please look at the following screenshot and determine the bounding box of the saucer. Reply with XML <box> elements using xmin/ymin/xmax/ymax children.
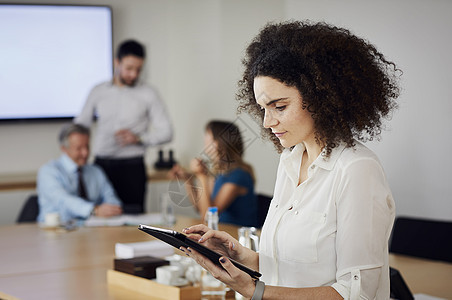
<box><xmin>171</xmin><ymin>278</ymin><xmax>189</xmax><ymax>287</ymax></box>
<box><xmin>154</xmin><ymin>277</ymin><xmax>190</xmax><ymax>287</ymax></box>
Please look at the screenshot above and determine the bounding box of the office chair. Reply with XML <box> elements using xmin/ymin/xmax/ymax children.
<box><xmin>389</xmin><ymin>216</ymin><xmax>452</xmax><ymax>263</ymax></box>
<box><xmin>16</xmin><ymin>194</ymin><xmax>39</xmax><ymax>223</ymax></box>
<box><xmin>390</xmin><ymin>267</ymin><xmax>414</xmax><ymax>300</ymax></box>
<box><xmin>257</xmin><ymin>193</ymin><xmax>272</xmax><ymax>228</ymax></box>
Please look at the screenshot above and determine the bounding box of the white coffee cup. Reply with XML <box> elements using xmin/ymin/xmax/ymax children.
<box><xmin>44</xmin><ymin>212</ymin><xmax>60</xmax><ymax>227</ymax></box>
<box><xmin>156</xmin><ymin>265</ymin><xmax>181</xmax><ymax>285</ymax></box>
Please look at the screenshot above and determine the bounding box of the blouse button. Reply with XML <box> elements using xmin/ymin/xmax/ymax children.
<box><xmin>295</xmin><ymin>211</ymin><xmax>298</xmax><ymax>215</ymax></box>
<box><xmin>275</xmin><ymin>204</ymin><xmax>279</xmax><ymax>208</ymax></box>
<box><xmin>354</xmin><ymin>275</ymin><xmax>359</xmax><ymax>280</ymax></box>
<box><xmin>310</xmin><ymin>165</ymin><xmax>315</xmax><ymax>169</ymax></box>
<box><xmin>288</xmin><ymin>205</ymin><xmax>293</xmax><ymax>210</ymax></box>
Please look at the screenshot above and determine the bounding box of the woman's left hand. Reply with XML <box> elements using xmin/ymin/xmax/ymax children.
<box><xmin>180</xmin><ymin>246</ymin><xmax>256</xmax><ymax>299</ymax></box>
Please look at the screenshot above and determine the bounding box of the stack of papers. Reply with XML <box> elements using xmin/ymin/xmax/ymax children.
<box><xmin>84</xmin><ymin>213</ymin><xmax>164</xmax><ymax>227</ymax></box>
<box><xmin>115</xmin><ymin>240</ymin><xmax>174</xmax><ymax>259</ymax></box>
<box><xmin>414</xmin><ymin>294</ymin><xmax>447</xmax><ymax>300</ymax></box>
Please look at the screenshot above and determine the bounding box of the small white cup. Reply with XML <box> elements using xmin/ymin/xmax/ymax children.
<box><xmin>44</xmin><ymin>212</ymin><xmax>60</xmax><ymax>227</ymax></box>
<box><xmin>185</xmin><ymin>264</ymin><xmax>202</xmax><ymax>284</ymax></box>
<box><xmin>156</xmin><ymin>265</ymin><xmax>181</xmax><ymax>285</ymax></box>
<box><xmin>165</xmin><ymin>255</ymin><xmax>194</xmax><ymax>277</ymax></box>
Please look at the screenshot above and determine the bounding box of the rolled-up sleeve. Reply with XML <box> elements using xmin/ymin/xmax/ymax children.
<box><xmin>332</xmin><ymin>158</ymin><xmax>395</xmax><ymax>299</ymax></box>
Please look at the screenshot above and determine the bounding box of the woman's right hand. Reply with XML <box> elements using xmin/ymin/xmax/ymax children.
<box><xmin>189</xmin><ymin>158</ymin><xmax>209</xmax><ymax>176</ymax></box>
<box><xmin>183</xmin><ymin>224</ymin><xmax>254</xmax><ymax>264</ymax></box>
<box><xmin>168</xmin><ymin>164</ymin><xmax>190</xmax><ymax>181</ymax></box>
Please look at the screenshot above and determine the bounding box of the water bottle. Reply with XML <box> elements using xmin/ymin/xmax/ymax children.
<box><xmin>160</xmin><ymin>192</ymin><xmax>175</xmax><ymax>226</ymax></box>
<box><xmin>201</xmin><ymin>206</ymin><xmax>225</xmax><ymax>299</ymax></box>
<box><xmin>205</xmin><ymin>206</ymin><xmax>219</xmax><ymax>230</ymax></box>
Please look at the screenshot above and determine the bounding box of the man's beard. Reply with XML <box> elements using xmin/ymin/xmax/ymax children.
<box><xmin>119</xmin><ymin>75</ymin><xmax>137</xmax><ymax>87</ymax></box>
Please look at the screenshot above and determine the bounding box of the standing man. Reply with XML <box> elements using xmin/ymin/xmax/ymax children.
<box><xmin>37</xmin><ymin>124</ymin><xmax>122</xmax><ymax>224</ymax></box>
<box><xmin>75</xmin><ymin>40</ymin><xmax>173</xmax><ymax>214</ymax></box>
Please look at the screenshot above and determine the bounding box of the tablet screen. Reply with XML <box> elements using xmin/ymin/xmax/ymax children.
<box><xmin>138</xmin><ymin>224</ymin><xmax>261</xmax><ymax>279</ymax></box>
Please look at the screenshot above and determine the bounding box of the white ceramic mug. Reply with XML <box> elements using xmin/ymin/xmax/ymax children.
<box><xmin>156</xmin><ymin>265</ymin><xmax>181</xmax><ymax>285</ymax></box>
<box><xmin>44</xmin><ymin>212</ymin><xmax>60</xmax><ymax>227</ymax></box>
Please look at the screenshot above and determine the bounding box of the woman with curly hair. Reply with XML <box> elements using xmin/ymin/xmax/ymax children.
<box><xmin>181</xmin><ymin>20</ymin><xmax>401</xmax><ymax>300</ymax></box>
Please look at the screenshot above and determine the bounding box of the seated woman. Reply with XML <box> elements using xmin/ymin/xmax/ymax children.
<box><xmin>169</xmin><ymin>120</ymin><xmax>258</xmax><ymax>227</ymax></box>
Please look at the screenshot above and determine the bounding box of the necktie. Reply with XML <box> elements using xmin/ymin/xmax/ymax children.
<box><xmin>77</xmin><ymin>167</ymin><xmax>88</xmax><ymax>200</ymax></box>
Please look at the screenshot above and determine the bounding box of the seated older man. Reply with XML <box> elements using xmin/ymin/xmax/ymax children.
<box><xmin>37</xmin><ymin>123</ymin><xmax>122</xmax><ymax>224</ymax></box>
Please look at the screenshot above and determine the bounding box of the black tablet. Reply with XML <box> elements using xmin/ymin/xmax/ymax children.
<box><xmin>138</xmin><ymin>224</ymin><xmax>261</xmax><ymax>280</ymax></box>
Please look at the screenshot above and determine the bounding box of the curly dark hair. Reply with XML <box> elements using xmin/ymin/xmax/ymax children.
<box><xmin>237</xmin><ymin>20</ymin><xmax>401</xmax><ymax>156</ymax></box>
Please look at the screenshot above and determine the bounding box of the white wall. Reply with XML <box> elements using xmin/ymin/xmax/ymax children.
<box><xmin>1</xmin><ymin>0</ymin><xmax>451</xmax><ymax>224</ymax></box>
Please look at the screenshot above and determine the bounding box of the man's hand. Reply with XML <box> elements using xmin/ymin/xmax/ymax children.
<box><xmin>94</xmin><ymin>204</ymin><xmax>122</xmax><ymax>217</ymax></box>
<box><xmin>115</xmin><ymin>129</ymin><xmax>140</xmax><ymax>146</ymax></box>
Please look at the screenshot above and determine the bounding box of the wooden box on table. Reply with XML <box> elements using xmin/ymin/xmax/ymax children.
<box><xmin>107</xmin><ymin>269</ymin><xmax>201</xmax><ymax>300</ymax></box>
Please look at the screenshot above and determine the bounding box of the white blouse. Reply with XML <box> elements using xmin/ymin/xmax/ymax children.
<box><xmin>259</xmin><ymin>141</ymin><xmax>395</xmax><ymax>299</ymax></box>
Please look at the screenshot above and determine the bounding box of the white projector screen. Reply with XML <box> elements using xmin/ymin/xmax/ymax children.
<box><xmin>0</xmin><ymin>4</ymin><xmax>113</xmax><ymax>121</ymax></box>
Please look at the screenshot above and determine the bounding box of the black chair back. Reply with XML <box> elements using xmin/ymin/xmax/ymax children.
<box><xmin>16</xmin><ymin>194</ymin><xmax>39</xmax><ymax>223</ymax></box>
<box><xmin>389</xmin><ymin>216</ymin><xmax>452</xmax><ymax>263</ymax></box>
<box><xmin>390</xmin><ymin>267</ymin><xmax>414</xmax><ymax>300</ymax></box>
<box><xmin>257</xmin><ymin>193</ymin><xmax>272</xmax><ymax>228</ymax></box>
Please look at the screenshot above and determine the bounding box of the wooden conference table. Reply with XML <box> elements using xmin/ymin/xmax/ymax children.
<box><xmin>0</xmin><ymin>216</ymin><xmax>236</xmax><ymax>300</ymax></box>
<box><xmin>0</xmin><ymin>216</ymin><xmax>451</xmax><ymax>300</ymax></box>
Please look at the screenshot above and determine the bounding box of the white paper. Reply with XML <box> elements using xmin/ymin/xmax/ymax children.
<box><xmin>84</xmin><ymin>213</ymin><xmax>164</xmax><ymax>227</ymax></box>
<box><xmin>115</xmin><ymin>240</ymin><xmax>174</xmax><ymax>259</ymax></box>
<box><xmin>414</xmin><ymin>294</ymin><xmax>447</xmax><ymax>300</ymax></box>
